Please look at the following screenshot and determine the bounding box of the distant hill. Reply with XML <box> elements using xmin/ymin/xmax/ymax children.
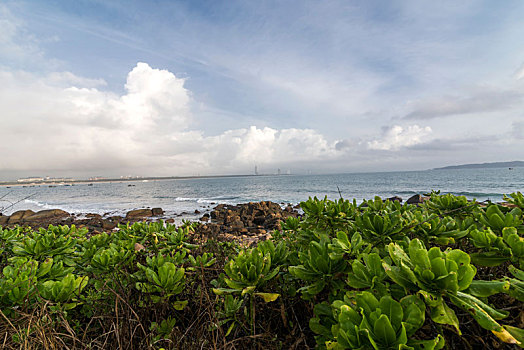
<box><xmin>434</xmin><ymin>161</ymin><xmax>524</xmax><ymax>170</ymax></box>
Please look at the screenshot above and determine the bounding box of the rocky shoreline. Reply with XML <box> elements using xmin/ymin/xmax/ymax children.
<box><xmin>1</xmin><ymin>193</ymin><xmax>507</xmax><ymax>247</ymax></box>
<box><xmin>0</xmin><ymin>200</ymin><xmax>301</xmax><ymax>247</ymax></box>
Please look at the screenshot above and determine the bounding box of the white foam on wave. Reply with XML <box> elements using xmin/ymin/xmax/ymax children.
<box><xmin>174</xmin><ymin>197</ymin><xmax>195</xmax><ymax>202</ymax></box>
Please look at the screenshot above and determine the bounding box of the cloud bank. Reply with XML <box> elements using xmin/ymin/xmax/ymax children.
<box><xmin>0</xmin><ymin>62</ymin><xmax>441</xmax><ymax>179</ymax></box>
<box><xmin>0</xmin><ymin>63</ymin><xmax>343</xmax><ymax>177</ymax></box>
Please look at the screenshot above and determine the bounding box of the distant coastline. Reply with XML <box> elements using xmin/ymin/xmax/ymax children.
<box><xmin>0</xmin><ymin>173</ymin><xmax>291</xmax><ymax>187</ymax></box>
<box><xmin>433</xmin><ymin>161</ymin><xmax>524</xmax><ymax>170</ymax></box>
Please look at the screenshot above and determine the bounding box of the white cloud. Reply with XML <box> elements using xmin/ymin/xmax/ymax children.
<box><xmin>0</xmin><ymin>63</ymin><xmax>343</xmax><ymax>178</ymax></box>
<box><xmin>368</xmin><ymin>125</ymin><xmax>432</xmax><ymax>151</ymax></box>
<box><xmin>404</xmin><ymin>88</ymin><xmax>524</xmax><ymax>120</ymax></box>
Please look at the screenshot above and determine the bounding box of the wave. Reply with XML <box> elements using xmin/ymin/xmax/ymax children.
<box><xmin>24</xmin><ymin>199</ymin><xmax>53</xmax><ymax>209</ymax></box>
<box><xmin>448</xmin><ymin>191</ymin><xmax>504</xmax><ymax>198</ymax></box>
<box><xmin>387</xmin><ymin>190</ymin><xmax>505</xmax><ymax>198</ymax></box>
<box><xmin>174</xmin><ymin>196</ymin><xmax>241</xmax><ymax>204</ymax></box>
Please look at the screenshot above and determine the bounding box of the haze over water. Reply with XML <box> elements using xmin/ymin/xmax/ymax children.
<box><xmin>1</xmin><ymin>168</ymin><xmax>522</xmax><ymax>218</ymax></box>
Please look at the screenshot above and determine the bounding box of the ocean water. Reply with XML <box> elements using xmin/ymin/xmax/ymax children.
<box><xmin>0</xmin><ymin>168</ymin><xmax>523</xmax><ymax>217</ymax></box>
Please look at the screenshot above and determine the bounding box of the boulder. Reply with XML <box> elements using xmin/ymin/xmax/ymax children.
<box><xmin>406</xmin><ymin>194</ymin><xmax>429</xmax><ymax>205</ymax></box>
<box><xmin>387</xmin><ymin>196</ymin><xmax>403</xmax><ymax>203</ymax></box>
<box><xmin>21</xmin><ymin>209</ymin><xmax>69</xmax><ymax>224</ymax></box>
<box><xmin>152</xmin><ymin>207</ymin><xmax>164</xmax><ymax>216</ymax></box>
<box><xmin>102</xmin><ymin>219</ymin><xmax>118</xmax><ymax>230</ymax></box>
<box><xmin>126</xmin><ymin>209</ymin><xmax>153</xmax><ymax>219</ymax></box>
<box><xmin>0</xmin><ymin>215</ymin><xmax>9</xmax><ymax>225</ymax></box>
<box><xmin>8</xmin><ymin>210</ymin><xmax>35</xmax><ymax>224</ymax></box>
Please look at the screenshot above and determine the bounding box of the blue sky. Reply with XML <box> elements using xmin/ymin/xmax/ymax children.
<box><xmin>1</xmin><ymin>0</ymin><xmax>524</xmax><ymax>179</ymax></box>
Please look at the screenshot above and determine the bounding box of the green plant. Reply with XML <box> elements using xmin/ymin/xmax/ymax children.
<box><xmin>135</xmin><ymin>253</ymin><xmax>186</xmax><ymax>304</ymax></box>
<box><xmin>289</xmin><ymin>234</ymin><xmax>348</xmax><ymax>299</ymax></box>
<box><xmin>355</xmin><ymin>210</ymin><xmax>406</xmax><ymax>246</ymax></box>
<box><xmin>86</xmin><ymin>245</ymin><xmax>134</xmax><ymax>274</ymax></box>
<box><xmin>345</xmin><ymin>253</ymin><xmax>387</xmax><ymax>293</ymax></box>
<box><xmin>38</xmin><ymin>273</ymin><xmax>88</xmax><ymax>309</ymax></box>
<box><xmin>300</xmin><ymin>197</ymin><xmax>357</xmax><ymax>234</ymax></box>
<box><xmin>424</xmin><ymin>192</ymin><xmax>475</xmax><ymax>217</ymax></box>
<box><xmin>214</xmin><ymin>247</ymin><xmax>279</xmax><ymax>298</ymax></box>
<box><xmin>330</xmin><ymin>291</ymin><xmax>444</xmax><ymax>350</ymax></box>
<box><xmin>150</xmin><ymin>316</ymin><xmax>177</xmax><ymax>343</ymax></box>
<box><xmin>214</xmin><ymin>295</ymin><xmax>244</xmax><ymax>337</ymax></box>
<box><xmin>188</xmin><ymin>252</ymin><xmax>216</xmax><ymax>271</ymax></box>
<box><xmin>212</xmin><ymin>245</ymin><xmax>281</xmax><ymax>335</ymax></box>
<box><xmin>0</xmin><ymin>258</ymin><xmax>41</xmax><ymax>308</ymax></box>
<box><xmin>409</xmin><ymin>212</ymin><xmax>469</xmax><ymax>245</ymax></box>
<box><xmin>478</xmin><ymin>205</ymin><xmax>522</xmax><ymax>234</ymax></box>
<box><xmin>11</xmin><ymin>225</ymin><xmax>81</xmax><ymax>262</ymax></box>
<box><xmin>329</xmin><ymin>231</ymin><xmax>369</xmax><ymax>259</ymax></box>
<box><xmin>468</xmin><ymin>227</ymin><xmax>524</xmax><ymax>268</ymax></box>
<box><xmin>503</xmin><ymin>192</ymin><xmax>524</xmax><ymax>209</ymax></box>
<box><xmin>503</xmin><ymin>227</ymin><xmax>524</xmax><ymax>268</ymax></box>
<box><xmin>383</xmin><ymin>239</ymin><xmax>519</xmax><ymax>345</ymax></box>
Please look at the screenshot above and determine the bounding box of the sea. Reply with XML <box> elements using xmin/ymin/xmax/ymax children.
<box><xmin>1</xmin><ymin>168</ymin><xmax>523</xmax><ymax>219</ymax></box>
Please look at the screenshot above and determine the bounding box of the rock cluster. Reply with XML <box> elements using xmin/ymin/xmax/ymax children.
<box><xmin>0</xmin><ymin>209</ymin><xmax>70</xmax><ymax>226</ymax></box>
<box><xmin>0</xmin><ymin>207</ymin><xmax>165</xmax><ymax>233</ymax></box>
<box><xmin>193</xmin><ymin>201</ymin><xmax>299</xmax><ymax>246</ymax></box>
<box><xmin>209</xmin><ymin>201</ymin><xmax>297</xmax><ymax>232</ymax></box>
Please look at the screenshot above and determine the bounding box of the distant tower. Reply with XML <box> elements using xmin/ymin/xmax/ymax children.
<box><xmin>255</xmin><ymin>165</ymin><xmax>258</xmax><ymax>175</ymax></box>
<box><xmin>277</xmin><ymin>168</ymin><xmax>281</xmax><ymax>175</ymax></box>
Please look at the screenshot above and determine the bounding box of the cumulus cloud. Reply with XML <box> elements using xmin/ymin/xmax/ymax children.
<box><xmin>0</xmin><ymin>63</ymin><xmax>344</xmax><ymax>178</ymax></box>
<box><xmin>367</xmin><ymin>125</ymin><xmax>432</xmax><ymax>151</ymax></box>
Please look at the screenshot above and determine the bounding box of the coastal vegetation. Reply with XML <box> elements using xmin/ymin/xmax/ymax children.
<box><xmin>0</xmin><ymin>192</ymin><xmax>523</xmax><ymax>349</ymax></box>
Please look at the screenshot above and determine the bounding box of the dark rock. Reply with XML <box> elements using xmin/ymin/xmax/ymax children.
<box><xmin>194</xmin><ymin>209</ymin><xmax>201</xmax><ymax>214</ymax></box>
<box><xmin>166</xmin><ymin>218</ymin><xmax>175</xmax><ymax>223</ymax></box>
<box><xmin>102</xmin><ymin>219</ymin><xmax>117</xmax><ymax>230</ymax></box>
<box><xmin>0</xmin><ymin>216</ymin><xmax>9</xmax><ymax>225</ymax></box>
<box><xmin>8</xmin><ymin>210</ymin><xmax>35</xmax><ymax>224</ymax></box>
<box><xmin>200</xmin><ymin>216</ymin><xmax>209</xmax><ymax>222</ymax></box>
<box><xmin>152</xmin><ymin>207</ymin><xmax>164</xmax><ymax>216</ymax></box>
<box><xmin>126</xmin><ymin>209</ymin><xmax>153</xmax><ymax>218</ymax></box>
<box><xmin>21</xmin><ymin>209</ymin><xmax>70</xmax><ymax>224</ymax></box>
<box><xmin>62</xmin><ymin>217</ymin><xmax>75</xmax><ymax>225</ymax></box>
<box><xmin>406</xmin><ymin>194</ymin><xmax>429</xmax><ymax>205</ymax></box>
<box><xmin>387</xmin><ymin>196</ymin><xmax>403</xmax><ymax>203</ymax></box>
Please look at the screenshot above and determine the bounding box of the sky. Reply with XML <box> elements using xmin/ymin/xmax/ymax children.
<box><xmin>1</xmin><ymin>0</ymin><xmax>524</xmax><ymax>180</ymax></box>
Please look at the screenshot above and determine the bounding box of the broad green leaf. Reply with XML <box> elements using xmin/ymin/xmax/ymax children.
<box><xmin>373</xmin><ymin>314</ymin><xmax>396</xmax><ymax>346</ymax></box>
<box><xmin>470</xmin><ymin>252</ymin><xmax>510</xmax><ymax>267</ymax></box>
<box><xmin>467</xmin><ymin>280</ymin><xmax>510</xmax><ymax>297</ymax></box>
<box><xmin>429</xmin><ymin>297</ymin><xmax>460</xmax><ymax>334</ymax></box>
